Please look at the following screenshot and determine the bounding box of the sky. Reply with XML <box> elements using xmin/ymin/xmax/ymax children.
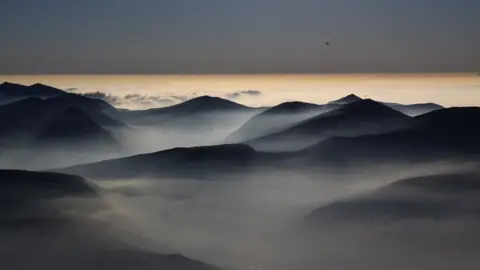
<box><xmin>1</xmin><ymin>0</ymin><xmax>479</xmax><ymax>74</ymax></box>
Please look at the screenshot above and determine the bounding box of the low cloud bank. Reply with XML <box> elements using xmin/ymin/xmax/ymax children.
<box><xmin>226</xmin><ymin>90</ymin><xmax>262</xmax><ymax>99</ymax></box>
<box><xmin>65</xmin><ymin>87</ymin><xmax>263</xmax><ymax>109</ymax></box>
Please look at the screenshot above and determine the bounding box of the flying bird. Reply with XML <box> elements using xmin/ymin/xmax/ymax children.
<box><xmin>326</xmin><ymin>41</ymin><xmax>330</xmax><ymax>46</ymax></box>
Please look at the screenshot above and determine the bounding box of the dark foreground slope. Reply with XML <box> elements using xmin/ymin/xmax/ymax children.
<box><xmin>57</xmin><ymin>144</ymin><xmax>258</xmax><ymax>180</ymax></box>
<box><xmin>0</xmin><ymin>170</ymin><xmax>219</xmax><ymax>270</ymax></box>
<box><xmin>0</xmin><ymin>170</ymin><xmax>99</xmax><ymax>229</ymax></box>
<box><xmin>306</xmin><ymin>169</ymin><xmax>480</xmax><ymax>227</ymax></box>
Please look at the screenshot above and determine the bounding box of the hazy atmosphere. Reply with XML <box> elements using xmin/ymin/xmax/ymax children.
<box><xmin>2</xmin><ymin>1</ymin><xmax>480</xmax><ymax>270</ymax></box>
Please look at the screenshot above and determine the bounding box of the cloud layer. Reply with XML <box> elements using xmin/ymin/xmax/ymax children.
<box><xmin>226</xmin><ymin>90</ymin><xmax>262</xmax><ymax>99</ymax></box>
<box><xmin>65</xmin><ymin>88</ymin><xmax>264</xmax><ymax>109</ymax></box>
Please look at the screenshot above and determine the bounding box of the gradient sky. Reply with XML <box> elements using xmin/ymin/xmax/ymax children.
<box><xmin>1</xmin><ymin>0</ymin><xmax>479</xmax><ymax>74</ymax></box>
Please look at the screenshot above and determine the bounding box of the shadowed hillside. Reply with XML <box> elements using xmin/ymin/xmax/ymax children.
<box><xmin>247</xmin><ymin>99</ymin><xmax>412</xmax><ymax>151</ymax></box>
<box><xmin>57</xmin><ymin>144</ymin><xmax>257</xmax><ymax>180</ymax></box>
<box><xmin>226</xmin><ymin>101</ymin><xmax>332</xmax><ymax>143</ymax></box>
<box><xmin>301</xmin><ymin>107</ymin><xmax>480</xmax><ymax>164</ymax></box>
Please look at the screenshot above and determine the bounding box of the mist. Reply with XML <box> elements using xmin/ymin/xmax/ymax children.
<box><xmin>83</xmin><ymin>161</ymin><xmax>478</xmax><ymax>270</ymax></box>
<box><xmin>2</xmin><ymin>80</ymin><xmax>480</xmax><ymax>270</ymax></box>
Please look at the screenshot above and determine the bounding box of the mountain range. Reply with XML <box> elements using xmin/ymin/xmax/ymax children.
<box><xmin>246</xmin><ymin>99</ymin><xmax>413</xmax><ymax>151</ymax></box>
<box><xmin>301</xmin><ymin>107</ymin><xmax>480</xmax><ymax>164</ymax></box>
<box><xmin>2</xmin><ymin>81</ymin><xmax>480</xmax><ymax>270</ymax></box>
<box><xmin>225</xmin><ymin>101</ymin><xmax>332</xmax><ymax>143</ymax></box>
<box><xmin>52</xmin><ymin>105</ymin><xmax>480</xmax><ymax>180</ymax></box>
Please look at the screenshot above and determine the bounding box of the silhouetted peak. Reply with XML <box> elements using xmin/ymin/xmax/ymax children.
<box><xmin>272</xmin><ymin>101</ymin><xmax>320</xmax><ymax>112</ymax></box>
<box><xmin>0</xmin><ymin>82</ymin><xmax>66</xmax><ymax>99</ymax></box>
<box><xmin>0</xmin><ymin>81</ymin><xmax>26</xmax><ymax>88</ymax></box>
<box><xmin>28</xmin><ymin>83</ymin><xmax>64</xmax><ymax>93</ymax></box>
<box><xmin>171</xmin><ymin>95</ymin><xmax>249</xmax><ymax>112</ymax></box>
<box><xmin>186</xmin><ymin>95</ymin><xmax>236</xmax><ymax>104</ymax></box>
<box><xmin>328</xmin><ymin>94</ymin><xmax>363</xmax><ymax>104</ymax></box>
<box><xmin>191</xmin><ymin>95</ymin><xmax>220</xmax><ymax>101</ymax></box>
<box><xmin>345</xmin><ymin>94</ymin><xmax>361</xmax><ymax>99</ymax></box>
<box><xmin>29</xmin><ymin>83</ymin><xmax>49</xmax><ymax>87</ymax></box>
<box><xmin>0</xmin><ymin>82</ymin><xmax>28</xmax><ymax>95</ymax></box>
<box><xmin>45</xmin><ymin>92</ymin><xmax>114</xmax><ymax>111</ymax></box>
<box><xmin>340</xmin><ymin>98</ymin><xmax>406</xmax><ymax>117</ymax></box>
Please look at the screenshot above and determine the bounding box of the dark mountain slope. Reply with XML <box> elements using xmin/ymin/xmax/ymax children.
<box><xmin>120</xmin><ymin>96</ymin><xmax>262</xmax><ymax>142</ymax></box>
<box><xmin>328</xmin><ymin>94</ymin><xmax>363</xmax><ymax>105</ymax></box>
<box><xmin>226</xmin><ymin>101</ymin><xmax>330</xmax><ymax>142</ymax></box>
<box><xmin>0</xmin><ymin>170</ymin><xmax>220</xmax><ymax>270</ymax></box>
<box><xmin>301</xmin><ymin>107</ymin><xmax>480</xmax><ymax>164</ymax></box>
<box><xmin>248</xmin><ymin>99</ymin><xmax>412</xmax><ymax>151</ymax></box>
<box><xmin>57</xmin><ymin>144</ymin><xmax>257</xmax><ymax>180</ymax></box>
<box><xmin>0</xmin><ymin>95</ymin><xmax>125</xmax><ymax>149</ymax></box>
<box><xmin>45</xmin><ymin>92</ymin><xmax>117</xmax><ymax>115</ymax></box>
<box><xmin>35</xmin><ymin>107</ymin><xmax>121</xmax><ymax>151</ymax></box>
<box><xmin>125</xmin><ymin>96</ymin><xmax>254</xmax><ymax>121</ymax></box>
<box><xmin>0</xmin><ymin>82</ymin><xmax>65</xmax><ymax>98</ymax></box>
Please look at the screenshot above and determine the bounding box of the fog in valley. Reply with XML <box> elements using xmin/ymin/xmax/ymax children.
<box><xmin>1</xmin><ymin>80</ymin><xmax>480</xmax><ymax>270</ymax></box>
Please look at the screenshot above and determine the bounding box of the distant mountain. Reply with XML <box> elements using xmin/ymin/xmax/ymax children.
<box><xmin>127</xmin><ymin>95</ymin><xmax>254</xmax><ymax>118</ymax></box>
<box><xmin>0</xmin><ymin>170</ymin><xmax>220</xmax><ymax>270</ymax></box>
<box><xmin>226</xmin><ymin>101</ymin><xmax>331</xmax><ymax>142</ymax></box>
<box><xmin>0</xmin><ymin>82</ymin><xmax>117</xmax><ymax>115</ymax></box>
<box><xmin>45</xmin><ymin>92</ymin><xmax>117</xmax><ymax>115</ymax></box>
<box><xmin>35</xmin><ymin>107</ymin><xmax>121</xmax><ymax>151</ymax></box>
<box><xmin>301</xmin><ymin>107</ymin><xmax>480</xmax><ymax>164</ymax></box>
<box><xmin>306</xmin><ymin>169</ymin><xmax>480</xmax><ymax>227</ymax></box>
<box><xmin>385</xmin><ymin>102</ymin><xmax>444</xmax><ymax>116</ymax></box>
<box><xmin>121</xmin><ymin>96</ymin><xmax>263</xmax><ymax>142</ymax></box>
<box><xmin>57</xmin><ymin>144</ymin><xmax>257</xmax><ymax>180</ymax></box>
<box><xmin>0</xmin><ymin>82</ymin><xmax>66</xmax><ymax>98</ymax></box>
<box><xmin>327</xmin><ymin>94</ymin><xmax>363</xmax><ymax>105</ymax></box>
<box><xmin>0</xmin><ymin>96</ymin><xmax>125</xmax><ymax>149</ymax></box>
<box><xmin>247</xmin><ymin>99</ymin><xmax>412</xmax><ymax>151</ymax></box>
